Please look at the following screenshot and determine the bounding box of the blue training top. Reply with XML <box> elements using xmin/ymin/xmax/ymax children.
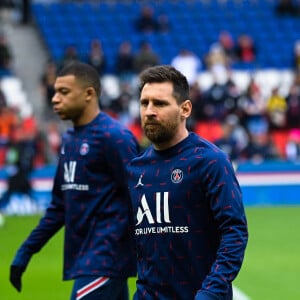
<box><xmin>126</xmin><ymin>132</ymin><xmax>248</xmax><ymax>300</ymax></box>
<box><xmin>12</xmin><ymin>112</ymin><xmax>140</xmax><ymax>280</ymax></box>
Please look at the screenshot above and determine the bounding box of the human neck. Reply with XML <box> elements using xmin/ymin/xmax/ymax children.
<box><xmin>153</xmin><ymin>128</ymin><xmax>189</xmax><ymax>151</ymax></box>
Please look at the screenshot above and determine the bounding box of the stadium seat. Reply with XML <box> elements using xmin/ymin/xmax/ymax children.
<box><xmin>31</xmin><ymin>1</ymin><xmax>300</xmax><ymax>72</ymax></box>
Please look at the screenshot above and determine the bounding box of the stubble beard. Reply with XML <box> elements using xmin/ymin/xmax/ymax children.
<box><xmin>143</xmin><ymin>120</ymin><xmax>178</xmax><ymax>145</ymax></box>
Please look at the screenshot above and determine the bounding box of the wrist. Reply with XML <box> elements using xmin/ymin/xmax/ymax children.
<box><xmin>195</xmin><ymin>290</ymin><xmax>222</xmax><ymax>300</ymax></box>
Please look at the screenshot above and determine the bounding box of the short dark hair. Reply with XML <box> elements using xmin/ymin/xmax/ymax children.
<box><xmin>57</xmin><ymin>62</ymin><xmax>101</xmax><ymax>97</ymax></box>
<box><xmin>139</xmin><ymin>65</ymin><xmax>189</xmax><ymax>103</ymax></box>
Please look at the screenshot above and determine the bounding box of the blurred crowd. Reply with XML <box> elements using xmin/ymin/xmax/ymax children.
<box><xmin>39</xmin><ymin>28</ymin><xmax>300</xmax><ymax>166</ymax></box>
<box><xmin>0</xmin><ymin>1</ymin><xmax>300</xmax><ymax>208</ymax></box>
<box><xmin>0</xmin><ymin>28</ymin><xmax>61</xmax><ymax>174</ymax></box>
<box><xmin>1</xmin><ymin>2</ymin><xmax>300</xmax><ymax>178</ymax></box>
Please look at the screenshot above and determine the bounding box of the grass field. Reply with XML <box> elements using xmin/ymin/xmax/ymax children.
<box><xmin>0</xmin><ymin>206</ymin><xmax>299</xmax><ymax>300</ymax></box>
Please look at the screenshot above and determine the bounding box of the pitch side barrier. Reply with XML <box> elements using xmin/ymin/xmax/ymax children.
<box><xmin>236</xmin><ymin>160</ymin><xmax>300</xmax><ymax>206</ymax></box>
<box><xmin>1</xmin><ymin>161</ymin><xmax>300</xmax><ymax>214</ymax></box>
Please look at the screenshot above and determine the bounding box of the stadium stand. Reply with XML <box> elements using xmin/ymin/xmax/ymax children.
<box><xmin>26</xmin><ymin>1</ymin><xmax>300</xmax><ymax>161</ymax></box>
<box><xmin>1</xmin><ymin>0</ymin><xmax>300</xmax><ymax>215</ymax></box>
<box><xmin>31</xmin><ymin>0</ymin><xmax>300</xmax><ymax>72</ymax></box>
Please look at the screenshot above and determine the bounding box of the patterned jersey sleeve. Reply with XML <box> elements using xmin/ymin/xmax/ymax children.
<box><xmin>104</xmin><ymin>126</ymin><xmax>140</xmax><ymax>188</ymax></box>
<box><xmin>11</xmin><ymin>156</ymin><xmax>66</xmax><ymax>269</ymax></box>
<box><xmin>196</xmin><ymin>150</ymin><xmax>248</xmax><ymax>298</ymax></box>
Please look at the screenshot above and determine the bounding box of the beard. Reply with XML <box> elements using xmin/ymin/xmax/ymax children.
<box><xmin>142</xmin><ymin>118</ymin><xmax>179</xmax><ymax>145</ymax></box>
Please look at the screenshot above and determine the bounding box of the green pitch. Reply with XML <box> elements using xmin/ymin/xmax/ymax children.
<box><xmin>234</xmin><ymin>206</ymin><xmax>300</xmax><ymax>299</ymax></box>
<box><xmin>0</xmin><ymin>206</ymin><xmax>299</xmax><ymax>300</ymax></box>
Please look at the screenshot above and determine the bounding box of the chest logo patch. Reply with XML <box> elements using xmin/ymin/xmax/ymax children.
<box><xmin>171</xmin><ymin>168</ymin><xmax>183</xmax><ymax>183</ymax></box>
<box><xmin>80</xmin><ymin>143</ymin><xmax>89</xmax><ymax>156</ymax></box>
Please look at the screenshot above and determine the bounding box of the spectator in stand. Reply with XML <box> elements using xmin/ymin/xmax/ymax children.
<box><xmin>202</xmin><ymin>71</ymin><xmax>240</xmax><ymax>122</ymax></box>
<box><xmin>265</xmin><ymin>87</ymin><xmax>290</xmax><ymax>159</ymax></box>
<box><xmin>215</xmin><ymin>114</ymin><xmax>249</xmax><ymax>163</ymax></box>
<box><xmin>171</xmin><ymin>49</ymin><xmax>202</xmax><ymax>85</ymax></box>
<box><xmin>87</xmin><ymin>39</ymin><xmax>106</xmax><ymax>76</ymax></box>
<box><xmin>285</xmin><ymin>81</ymin><xmax>300</xmax><ymax>129</ymax></box>
<box><xmin>133</xmin><ymin>41</ymin><xmax>160</xmax><ymax>73</ymax></box>
<box><xmin>241</xmin><ymin>129</ymin><xmax>279</xmax><ymax>163</ymax></box>
<box><xmin>0</xmin><ymin>105</ymin><xmax>38</xmax><ymax>211</ymax></box>
<box><xmin>0</xmin><ymin>33</ymin><xmax>13</xmax><ymax>74</ymax></box>
<box><xmin>40</xmin><ymin>59</ymin><xmax>58</xmax><ymax>119</ymax></box>
<box><xmin>11</xmin><ymin>105</ymin><xmax>38</xmax><ymax>175</ymax></box>
<box><xmin>286</xmin><ymin>129</ymin><xmax>300</xmax><ymax>161</ymax></box>
<box><xmin>191</xmin><ymin>72</ymin><xmax>241</xmax><ymax>144</ymax></box>
<box><xmin>218</xmin><ymin>30</ymin><xmax>237</xmax><ymax>65</ymax></box>
<box><xmin>115</xmin><ymin>41</ymin><xmax>135</xmax><ymax>82</ymax></box>
<box><xmin>235</xmin><ymin>34</ymin><xmax>256</xmax><ymax>64</ymax></box>
<box><xmin>239</xmin><ymin>77</ymin><xmax>267</xmax><ymax>134</ymax></box>
<box><xmin>205</xmin><ymin>43</ymin><xmax>231</xmax><ymax>71</ymax></box>
<box><xmin>294</xmin><ymin>68</ymin><xmax>300</xmax><ymax>86</ymax></box>
<box><xmin>214</xmin><ymin>118</ymin><xmax>240</xmax><ymax>161</ymax></box>
<box><xmin>59</xmin><ymin>45</ymin><xmax>80</xmax><ymax>69</ymax></box>
<box><xmin>43</xmin><ymin>121</ymin><xmax>61</xmax><ymax>164</ymax></box>
<box><xmin>0</xmin><ymin>87</ymin><xmax>6</xmax><ymax>107</ymax></box>
<box><xmin>0</xmin><ymin>96</ymin><xmax>18</xmax><ymax>167</ymax></box>
<box><xmin>0</xmin><ymin>158</ymin><xmax>33</xmax><ymax>213</ymax></box>
<box><xmin>135</xmin><ymin>5</ymin><xmax>158</xmax><ymax>33</ymax></box>
<box><xmin>188</xmin><ymin>81</ymin><xmax>206</xmax><ymax>127</ymax></box>
<box><xmin>108</xmin><ymin>82</ymin><xmax>135</xmax><ymax>126</ymax></box>
<box><xmin>275</xmin><ymin>0</ymin><xmax>300</xmax><ymax>16</ymax></box>
<box><xmin>221</xmin><ymin>70</ymin><xmax>242</xmax><ymax>116</ymax></box>
<box><xmin>293</xmin><ymin>40</ymin><xmax>300</xmax><ymax>72</ymax></box>
<box><xmin>265</xmin><ymin>87</ymin><xmax>287</xmax><ymax>130</ymax></box>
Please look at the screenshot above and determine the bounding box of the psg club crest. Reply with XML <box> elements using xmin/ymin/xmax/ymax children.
<box><xmin>80</xmin><ymin>143</ymin><xmax>90</xmax><ymax>155</ymax></box>
<box><xmin>171</xmin><ymin>169</ymin><xmax>183</xmax><ymax>183</ymax></box>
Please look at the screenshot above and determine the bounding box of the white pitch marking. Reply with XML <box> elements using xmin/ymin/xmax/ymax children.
<box><xmin>233</xmin><ymin>285</ymin><xmax>250</xmax><ymax>300</ymax></box>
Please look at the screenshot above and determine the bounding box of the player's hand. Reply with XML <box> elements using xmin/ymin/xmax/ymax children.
<box><xmin>9</xmin><ymin>265</ymin><xmax>25</xmax><ymax>292</ymax></box>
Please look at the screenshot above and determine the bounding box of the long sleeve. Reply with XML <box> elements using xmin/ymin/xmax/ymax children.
<box><xmin>196</xmin><ymin>152</ymin><xmax>248</xmax><ymax>298</ymax></box>
<box><xmin>11</xmin><ymin>165</ymin><xmax>65</xmax><ymax>269</ymax></box>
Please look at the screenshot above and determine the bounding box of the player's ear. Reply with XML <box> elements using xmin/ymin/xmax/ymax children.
<box><xmin>180</xmin><ymin>99</ymin><xmax>192</xmax><ymax>120</ymax></box>
<box><xmin>85</xmin><ymin>87</ymin><xmax>95</xmax><ymax>102</ymax></box>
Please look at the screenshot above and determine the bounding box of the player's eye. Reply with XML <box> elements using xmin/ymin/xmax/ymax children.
<box><xmin>154</xmin><ymin>100</ymin><xmax>168</xmax><ymax>107</ymax></box>
<box><xmin>60</xmin><ymin>88</ymin><xmax>69</xmax><ymax>95</ymax></box>
<box><xmin>140</xmin><ymin>99</ymin><xmax>149</xmax><ymax>106</ymax></box>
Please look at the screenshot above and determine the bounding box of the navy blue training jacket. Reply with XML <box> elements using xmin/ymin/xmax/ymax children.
<box><xmin>12</xmin><ymin>112</ymin><xmax>139</xmax><ymax>280</ymax></box>
<box><xmin>126</xmin><ymin>132</ymin><xmax>248</xmax><ymax>300</ymax></box>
